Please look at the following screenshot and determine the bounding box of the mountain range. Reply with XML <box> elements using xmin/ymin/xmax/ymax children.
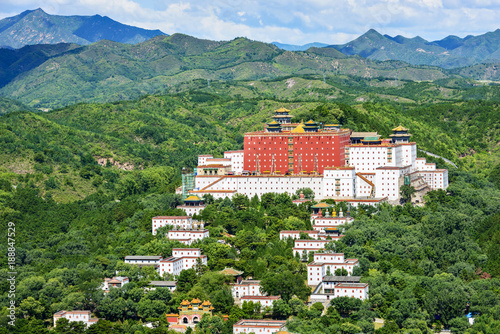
<box><xmin>0</xmin><ymin>9</ymin><xmax>499</xmax><ymax>109</ymax></box>
<box><xmin>328</xmin><ymin>29</ymin><xmax>500</xmax><ymax>69</ymax></box>
<box><xmin>0</xmin><ymin>8</ymin><xmax>165</xmax><ymax>49</ymax></box>
<box><xmin>1</xmin><ymin>8</ymin><xmax>499</xmax><ymax>70</ymax></box>
<box><xmin>0</xmin><ymin>33</ymin><xmax>458</xmax><ymax>109</ymax></box>
<box><xmin>272</xmin><ymin>42</ymin><xmax>329</xmax><ymax>51</ymax></box>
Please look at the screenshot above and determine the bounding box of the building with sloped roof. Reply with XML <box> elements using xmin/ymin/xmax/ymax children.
<box><xmin>166</xmin><ymin>299</ymin><xmax>215</xmax><ymax>331</ymax></box>
<box><xmin>53</xmin><ymin>310</ymin><xmax>99</xmax><ymax>327</ymax></box>
<box><xmin>176</xmin><ymin>195</ymin><xmax>206</xmax><ymax>216</ymax></box>
<box><xmin>233</xmin><ymin>320</ymin><xmax>286</xmax><ymax>334</ymax></box>
<box><xmin>101</xmin><ymin>276</ymin><xmax>129</xmax><ymax>293</ymax></box>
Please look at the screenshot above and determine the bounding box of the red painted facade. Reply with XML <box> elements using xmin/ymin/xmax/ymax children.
<box><xmin>244</xmin><ymin>131</ymin><xmax>351</xmax><ymax>174</ymax></box>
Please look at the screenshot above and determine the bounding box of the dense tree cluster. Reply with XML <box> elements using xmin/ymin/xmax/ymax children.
<box><xmin>0</xmin><ymin>167</ymin><xmax>499</xmax><ymax>333</ymax></box>
<box><xmin>0</xmin><ymin>78</ymin><xmax>500</xmax><ymax>333</ymax></box>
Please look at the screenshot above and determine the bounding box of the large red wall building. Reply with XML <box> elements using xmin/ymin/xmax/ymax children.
<box><xmin>243</xmin><ymin>108</ymin><xmax>350</xmax><ymax>175</ymax></box>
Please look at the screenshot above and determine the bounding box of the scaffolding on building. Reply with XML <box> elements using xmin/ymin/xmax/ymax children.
<box><xmin>181</xmin><ymin>169</ymin><xmax>195</xmax><ymax>200</ymax></box>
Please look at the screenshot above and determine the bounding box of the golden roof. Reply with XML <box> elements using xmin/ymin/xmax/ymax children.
<box><xmin>202</xmin><ymin>300</ymin><xmax>212</xmax><ymax>306</ymax></box>
<box><xmin>185</xmin><ymin>195</ymin><xmax>201</xmax><ymax>201</ymax></box>
<box><xmin>165</xmin><ymin>314</ymin><xmax>179</xmax><ymax>317</ymax></box>
<box><xmin>276</xmin><ymin>107</ymin><xmax>290</xmax><ymax>112</ymax></box>
<box><xmin>268</xmin><ymin>120</ymin><xmax>278</xmax><ymax>125</ymax></box>
<box><xmin>219</xmin><ymin>268</ymin><xmax>244</xmax><ymax>276</ymax></box>
<box><xmin>180</xmin><ymin>300</ymin><xmax>190</xmax><ymax>306</ymax></box>
<box><xmin>191</xmin><ymin>298</ymin><xmax>201</xmax><ymax>304</ymax></box>
<box><xmin>291</xmin><ymin>122</ymin><xmax>305</xmax><ymax>133</ymax></box>
<box><xmin>389</xmin><ymin>133</ymin><xmax>412</xmax><ymax>137</ymax></box>
<box><xmin>305</xmin><ymin>120</ymin><xmax>316</xmax><ymax>124</ymax></box>
<box><xmin>392</xmin><ymin>125</ymin><xmax>408</xmax><ymax>132</ymax></box>
<box><xmin>312</xmin><ymin>202</ymin><xmax>331</xmax><ymax>208</ymax></box>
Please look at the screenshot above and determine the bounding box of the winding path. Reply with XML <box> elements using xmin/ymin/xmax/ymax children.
<box><xmin>418</xmin><ymin>150</ymin><xmax>458</xmax><ymax>169</ymax></box>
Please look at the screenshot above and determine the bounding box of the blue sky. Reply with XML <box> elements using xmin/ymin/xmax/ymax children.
<box><xmin>0</xmin><ymin>0</ymin><xmax>499</xmax><ymax>44</ymax></box>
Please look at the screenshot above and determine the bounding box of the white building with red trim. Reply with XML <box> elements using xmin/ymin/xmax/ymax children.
<box><xmin>230</xmin><ymin>279</ymin><xmax>264</xmax><ymax>299</ymax></box>
<box><xmin>334</xmin><ymin>283</ymin><xmax>369</xmax><ymax>299</ymax></box>
<box><xmin>280</xmin><ymin>230</ymin><xmax>319</xmax><ymax>240</ymax></box>
<box><xmin>310</xmin><ymin>276</ymin><xmax>369</xmax><ymax>302</ymax></box>
<box><xmin>53</xmin><ymin>310</ymin><xmax>99</xmax><ymax>327</ymax></box>
<box><xmin>167</xmin><ymin>229</ymin><xmax>210</xmax><ymax>245</ymax></box>
<box><xmin>233</xmin><ymin>320</ymin><xmax>286</xmax><ymax>334</ymax></box>
<box><xmin>159</xmin><ymin>248</ymin><xmax>207</xmax><ymax>277</ymax></box>
<box><xmin>293</xmin><ymin>238</ymin><xmax>347</xmax><ymax>257</ymax></box>
<box><xmin>281</xmin><ymin>229</ymin><xmax>344</xmax><ymax>242</ymax></box>
<box><xmin>240</xmin><ymin>295</ymin><xmax>281</xmax><ymax>308</ymax></box>
<box><xmin>152</xmin><ymin>216</ymin><xmax>207</xmax><ymax>236</ymax></box>
<box><xmin>307</xmin><ymin>253</ymin><xmax>359</xmax><ymax>286</ymax></box>
<box><xmin>152</xmin><ymin>216</ymin><xmax>195</xmax><ymax>235</ymax></box>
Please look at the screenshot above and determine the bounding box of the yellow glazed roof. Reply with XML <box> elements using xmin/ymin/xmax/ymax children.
<box><xmin>312</xmin><ymin>202</ymin><xmax>331</xmax><ymax>208</ymax></box>
<box><xmin>185</xmin><ymin>195</ymin><xmax>201</xmax><ymax>201</ymax></box>
<box><xmin>392</xmin><ymin>125</ymin><xmax>408</xmax><ymax>131</ymax></box>
<box><xmin>291</xmin><ymin>123</ymin><xmax>305</xmax><ymax>133</ymax></box>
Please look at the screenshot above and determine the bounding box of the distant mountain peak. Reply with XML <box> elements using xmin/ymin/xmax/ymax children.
<box><xmin>0</xmin><ymin>9</ymin><xmax>166</xmax><ymax>49</ymax></box>
<box><xmin>327</xmin><ymin>28</ymin><xmax>500</xmax><ymax>69</ymax></box>
<box><xmin>364</xmin><ymin>29</ymin><xmax>383</xmax><ymax>37</ymax></box>
<box><xmin>272</xmin><ymin>41</ymin><xmax>329</xmax><ymax>51</ymax></box>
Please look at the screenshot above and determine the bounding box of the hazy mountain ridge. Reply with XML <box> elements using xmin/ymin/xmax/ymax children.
<box><xmin>272</xmin><ymin>42</ymin><xmax>329</xmax><ymax>51</ymax></box>
<box><xmin>0</xmin><ymin>33</ymin><xmax>455</xmax><ymax>109</ymax></box>
<box><xmin>328</xmin><ymin>28</ymin><xmax>500</xmax><ymax>69</ymax></box>
<box><xmin>0</xmin><ymin>17</ymin><xmax>498</xmax><ymax>109</ymax></box>
<box><xmin>0</xmin><ymin>8</ymin><xmax>166</xmax><ymax>49</ymax></box>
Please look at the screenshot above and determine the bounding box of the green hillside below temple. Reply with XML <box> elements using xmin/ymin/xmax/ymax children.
<box><xmin>0</xmin><ymin>70</ymin><xmax>499</xmax><ymax>333</ymax></box>
<box><xmin>0</xmin><ymin>163</ymin><xmax>500</xmax><ymax>333</ymax></box>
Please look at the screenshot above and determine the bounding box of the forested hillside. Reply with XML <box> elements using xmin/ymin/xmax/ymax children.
<box><xmin>1</xmin><ymin>166</ymin><xmax>500</xmax><ymax>333</ymax></box>
<box><xmin>0</xmin><ymin>79</ymin><xmax>499</xmax><ymax>202</ymax></box>
<box><xmin>0</xmin><ymin>34</ymin><xmax>468</xmax><ymax>109</ymax></box>
<box><xmin>0</xmin><ymin>71</ymin><xmax>499</xmax><ymax>333</ymax></box>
